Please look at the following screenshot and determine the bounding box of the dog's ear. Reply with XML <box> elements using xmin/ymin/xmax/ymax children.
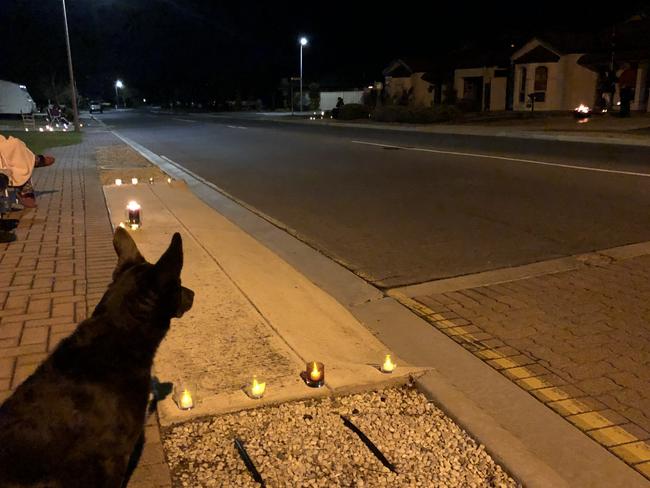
<box><xmin>113</xmin><ymin>227</ymin><xmax>145</xmax><ymax>271</ymax></box>
<box><xmin>154</xmin><ymin>232</ymin><xmax>183</xmax><ymax>284</ymax></box>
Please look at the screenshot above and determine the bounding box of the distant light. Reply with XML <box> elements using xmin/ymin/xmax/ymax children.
<box><xmin>39</xmin><ymin>127</ymin><xmax>44</xmax><ymax>132</ymax></box>
<box><xmin>143</xmin><ymin>98</ymin><xmax>147</xmax><ymax>103</ymax></box>
<box><xmin>368</xmin><ymin>85</ymin><xmax>373</xmax><ymax>89</ymax></box>
<box><xmin>574</xmin><ymin>104</ymin><xmax>591</xmax><ymax>114</ymax></box>
<box><xmin>617</xmin><ymin>101</ymin><xmax>621</xmax><ymax>106</ymax></box>
<box><xmin>115</xmin><ymin>80</ymin><xmax>124</xmax><ymax>89</ymax></box>
<box><xmin>299</xmin><ymin>37</ymin><xmax>308</xmax><ymax>46</ymax></box>
<box><xmin>19</xmin><ymin>85</ymin><xmax>26</xmax><ymax>89</ymax></box>
<box><xmin>25</xmin><ymin>128</ymin><xmax>29</xmax><ymax>132</ymax></box>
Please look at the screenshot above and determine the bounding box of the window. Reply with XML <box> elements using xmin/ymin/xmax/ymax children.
<box><xmin>519</xmin><ymin>67</ymin><xmax>527</xmax><ymax>102</ymax></box>
<box><xmin>534</xmin><ymin>66</ymin><xmax>548</xmax><ymax>91</ymax></box>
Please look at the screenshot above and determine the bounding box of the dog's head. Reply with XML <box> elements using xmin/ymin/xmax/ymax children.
<box><xmin>96</xmin><ymin>228</ymin><xmax>194</xmax><ymax>326</ymax></box>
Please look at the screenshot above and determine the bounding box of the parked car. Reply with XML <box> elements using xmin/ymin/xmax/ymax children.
<box><xmin>89</xmin><ymin>101</ymin><xmax>103</xmax><ymax>114</ymax></box>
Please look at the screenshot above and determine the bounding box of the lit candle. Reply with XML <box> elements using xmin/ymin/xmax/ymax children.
<box><xmin>381</xmin><ymin>354</ymin><xmax>396</xmax><ymax>373</ymax></box>
<box><xmin>131</xmin><ymin>177</ymin><xmax>138</xmax><ymax>185</ymax></box>
<box><xmin>310</xmin><ymin>363</ymin><xmax>321</xmax><ymax>381</ymax></box>
<box><xmin>148</xmin><ymin>177</ymin><xmax>154</xmax><ymax>184</ymax></box>
<box><xmin>167</xmin><ymin>177</ymin><xmax>172</xmax><ymax>184</ymax></box>
<box><xmin>303</xmin><ymin>361</ymin><xmax>325</xmax><ymax>388</ymax></box>
<box><xmin>250</xmin><ymin>377</ymin><xmax>266</xmax><ymax>399</ymax></box>
<box><xmin>115</xmin><ymin>178</ymin><xmax>123</xmax><ymax>186</ymax></box>
<box><xmin>126</xmin><ymin>201</ymin><xmax>141</xmax><ymax>230</ymax></box>
<box><xmin>179</xmin><ymin>389</ymin><xmax>194</xmax><ymax>410</ymax></box>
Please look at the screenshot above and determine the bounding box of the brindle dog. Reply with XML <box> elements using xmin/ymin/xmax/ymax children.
<box><xmin>0</xmin><ymin>228</ymin><xmax>194</xmax><ymax>487</ymax></box>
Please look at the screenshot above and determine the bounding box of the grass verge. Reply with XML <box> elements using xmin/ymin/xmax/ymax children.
<box><xmin>0</xmin><ymin>130</ymin><xmax>83</xmax><ymax>155</ymax></box>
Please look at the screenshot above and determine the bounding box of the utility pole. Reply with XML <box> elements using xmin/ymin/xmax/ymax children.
<box><xmin>62</xmin><ymin>0</ymin><xmax>80</xmax><ymax>131</ymax></box>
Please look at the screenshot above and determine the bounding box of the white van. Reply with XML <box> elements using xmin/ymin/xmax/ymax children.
<box><xmin>0</xmin><ymin>80</ymin><xmax>37</xmax><ymax>114</ymax></box>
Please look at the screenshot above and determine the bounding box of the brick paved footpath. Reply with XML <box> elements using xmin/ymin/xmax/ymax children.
<box><xmin>405</xmin><ymin>253</ymin><xmax>650</xmax><ymax>480</ymax></box>
<box><xmin>0</xmin><ymin>129</ymin><xmax>171</xmax><ymax>488</ymax></box>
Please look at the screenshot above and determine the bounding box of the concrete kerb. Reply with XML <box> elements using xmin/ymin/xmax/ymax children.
<box><xmin>111</xmin><ymin>130</ymin><xmax>650</xmax><ymax>487</ymax></box>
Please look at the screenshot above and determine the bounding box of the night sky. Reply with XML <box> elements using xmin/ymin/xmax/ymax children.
<box><xmin>0</xmin><ymin>1</ymin><xmax>647</xmax><ymax>106</ymax></box>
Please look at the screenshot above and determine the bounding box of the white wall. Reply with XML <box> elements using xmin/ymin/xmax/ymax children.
<box><xmin>319</xmin><ymin>91</ymin><xmax>364</xmax><ymax>110</ymax></box>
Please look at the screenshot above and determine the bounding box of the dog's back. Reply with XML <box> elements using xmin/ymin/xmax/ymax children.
<box><xmin>0</xmin><ymin>229</ymin><xmax>193</xmax><ymax>488</ymax></box>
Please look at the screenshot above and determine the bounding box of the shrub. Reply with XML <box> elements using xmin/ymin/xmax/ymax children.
<box><xmin>372</xmin><ymin>105</ymin><xmax>414</xmax><ymax>123</ymax></box>
<box><xmin>372</xmin><ymin>105</ymin><xmax>461</xmax><ymax>124</ymax></box>
<box><xmin>338</xmin><ymin>103</ymin><xmax>370</xmax><ymax>120</ymax></box>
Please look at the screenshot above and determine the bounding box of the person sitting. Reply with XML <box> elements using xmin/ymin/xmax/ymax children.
<box><xmin>0</xmin><ymin>134</ymin><xmax>56</xmax><ymax>209</ymax></box>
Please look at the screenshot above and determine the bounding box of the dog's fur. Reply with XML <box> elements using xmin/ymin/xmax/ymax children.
<box><xmin>0</xmin><ymin>228</ymin><xmax>194</xmax><ymax>488</ymax></box>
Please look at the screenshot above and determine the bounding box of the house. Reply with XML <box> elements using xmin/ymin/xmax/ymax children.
<box><xmin>453</xmin><ymin>45</ymin><xmax>514</xmax><ymax>111</ymax></box>
<box><xmin>510</xmin><ymin>33</ymin><xmax>599</xmax><ymax>111</ymax></box>
<box><xmin>382</xmin><ymin>58</ymin><xmax>452</xmax><ymax>107</ymax></box>
<box><xmin>511</xmin><ymin>18</ymin><xmax>650</xmax><ymax>112</ymax></box>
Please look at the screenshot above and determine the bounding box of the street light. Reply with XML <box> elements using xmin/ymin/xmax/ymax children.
<box><xmin>115</xmin><ymin>80</ymin><xmax>124</xmax><ymax>109</ymax></box>
<box><xmin>61</xmin><ymin>0</ymin><xmax>80</xmax><ymax>131</ymax></box>
<box><xmin>299</xmin><ymin>37</ymin><xmax>308</xmax><ymax>112</ymax></box>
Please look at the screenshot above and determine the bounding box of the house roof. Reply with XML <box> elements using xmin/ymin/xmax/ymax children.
<box><xmin>513</xmin><ymin>44</ymin><xmax>561</xmax><ymax>64</ymax></box>
<box><xmin>383</xmin><ymin>58</ymin><xmax>437</xmax><ymax>77</ymax></box>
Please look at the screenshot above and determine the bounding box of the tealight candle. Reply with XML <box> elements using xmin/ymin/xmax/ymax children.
<box><xmin>115</xmin><ymin>178</ymin><xmax>123</xmax><ymax>186</ymax></box>
<box><xmin>131</xmin><ymin>177</ymin><xmax>138</xmax><ymax>185</ymax></box>
<box><xmin>250</xmin><ymin>377</ymin><xmax>266</xmax><ymax>399</ymax></box>
<box><xmin>381</xmin><ymin>354</ymin><xmax>396</xmax><ymax>373</ymax></box>
<box><xmin>167</xmin><ymin>177</ymin><xmax>172</xmax><ymax>184</ymax></box>
<box><xmin>148</xmin><ymin>177</ymin><xmax>154</xmax><ymax>184</ymax></box>
<box><xmin>303</xmin><ymin>361</ymin><xmax>325</xmax><ymax>388</ymax></box>
<box><xmin>126</xmin><ymin>201</ymin><xmax>141</xmax><ymax>230</ymax></box>
<box><xmin>179</xmin><ymin>389</ymin><xmax>194</xmax><ymax>409</ymax></box>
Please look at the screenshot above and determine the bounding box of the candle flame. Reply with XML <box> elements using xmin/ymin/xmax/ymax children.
<box><xmin>382</xmin><ymin>354</ymin><xmax>396</xmax><ymax>373</ymax></box>
<box><xmin>251</xmin><ymin>377</ymin><xmax>266</xmax><ymax>398</ymax></box>
<box><xmin>126</xmin><ymin>200</ymin><xmax>141</xmax><ymax>211</ymax></box>
<box><xmin>180</xmin><ymin>389</ymin><xmax>193</xmax><ymax>409</ymax></box>
<box><xmin>115</xmin><ymin>179</ymin><xmax>122</xmax><ymax>186</ymax></box>
<box><xmin>310</xmin><ymin>363</ymin><xmax>321</xmax><ymax>381</ymax></box>
<box><xmin>131</xmin><ymin>178</ymin><xmax>138</xmax><ymax>185</ymax></box>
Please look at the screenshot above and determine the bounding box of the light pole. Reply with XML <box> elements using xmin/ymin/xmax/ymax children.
<box><xmin>299</xmin><ymin>37</ymin><xmax>308</xmax><ymax>112</ymax></box>
<box><xmin>61</xmin><ymin>0</ymin><xmax>80</xmax><ymax>131</ymax></box>
<box><xmin>115</xmin><ymin>80</ymin><xmax>124</xmax><ymax>109</ymax></box>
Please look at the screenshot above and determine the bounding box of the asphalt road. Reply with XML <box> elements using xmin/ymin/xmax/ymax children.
<box><xmin>99</xmin><ymin>110</ymin><xmax>650</xmax><ymax>288</ymax></box>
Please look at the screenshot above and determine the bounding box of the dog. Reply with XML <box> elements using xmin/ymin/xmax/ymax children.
<box><xmin>0</xmin><ymin>228</ymin><xmax>194</xmax><ymax>488</ymax></box>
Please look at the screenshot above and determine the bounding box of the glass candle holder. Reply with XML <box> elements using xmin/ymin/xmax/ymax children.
<box><xmin>131</xmin><ymin>177</ymin><xmax>138</xmax><ymax>185</ymax></box>
<box><xmin>381</xmin><ymin>354</ymin><xmax>396</xmax><ymax>373</ymax></box>
<box><xmin>126</xmin><ymin>201</ymin><xmax>142</xmax><ymax>230</ymax></box>
<box><xmin>302</xmin><ymin>361</ymin><xmax>325</xmax><ymax>388</ymax></box>
<box><xmin>115</xmin><ymin>178</ymin><xmax>123</xmax><ymax>186</ymax></box>
<box><xmin>244</xmin><ymin>376</ymin><xmax>266</xmax><ymax>399</ymax></box>
<box><xmin>173</xmin><ymin>381</ymin><xmax>197</xmax><ymax>410</ymax></box>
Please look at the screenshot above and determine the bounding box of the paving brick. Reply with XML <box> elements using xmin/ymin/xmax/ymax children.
<box><xmin>0</xmin><ymin>357</ymin><xmax>15</xmax><ymax>379</ymax></box>
<box><xmin>11</xmin><ymin>363</ymin><xmax>39</xmax><ymax>389</ymax></box>
<box><xmin>589</xmin><ymin>425</ymin><xmax>646</xmax><ymax>447</ymax></box>
<box><xmin>611</xmin><ymin>441</ymin><xmax>650</xmax><ymax>465</ymax></box>
<box><xmin>0</xmin><ymin>323</ymin><xmax>23</xmax><ymax>340</ymax></box>
<box><xmin>20</xmin><ymin>327</ymin><xmax>49</xmax><ymax>346</ymax></box>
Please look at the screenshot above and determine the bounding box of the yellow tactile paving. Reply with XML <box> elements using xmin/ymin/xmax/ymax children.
<box><xmin>611</xmin><ymin>441</ymin><xmax>650</xmax><ymax>464</ymax></box>
<box><xmin>567</xmin><ymin>412</ymin><xmax>616</xmax><ymax>431</ymax></box>
<box><xmin>486</xmin><ymin>357</ymin><xmax>519</xmax><ymax>369</ymax></box>
<box><xmin>476</xmin><ymin>349</ymin><xmax>502</xmax><ymax>360</ymax></box>
<box><xmin>589</xmin><ymin>426</ymin><xmax>641</xmax><ymax>447</ymax></box>
<box><xmin>502</xmin><ymin>366</ymin><xmax>536</xmax><ymax>380</ymax></box>
<box><xmin>548</xmin><ymin>399</ymin><xmax>594</xmax><ymax>416</ymax></box>
<box><xmin>532</xmin><ymin>387</ymin><xmax>571</xmax><ymax>402</ymax></box>
<box><xmin>517</xmin><ymin>376</ymin><xmax>551</xmax><ymax>390</ymax></box>
<box><xmin>636</xmin><ymin>461</ymin><xmax>650</xmax><ymax>477</ymax></box>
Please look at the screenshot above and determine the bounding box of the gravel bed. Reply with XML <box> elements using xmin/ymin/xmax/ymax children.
<box><xmin>162</xmin><ymin>386</ymin><xmax>520</xmax><ymax>487</ymax></box>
